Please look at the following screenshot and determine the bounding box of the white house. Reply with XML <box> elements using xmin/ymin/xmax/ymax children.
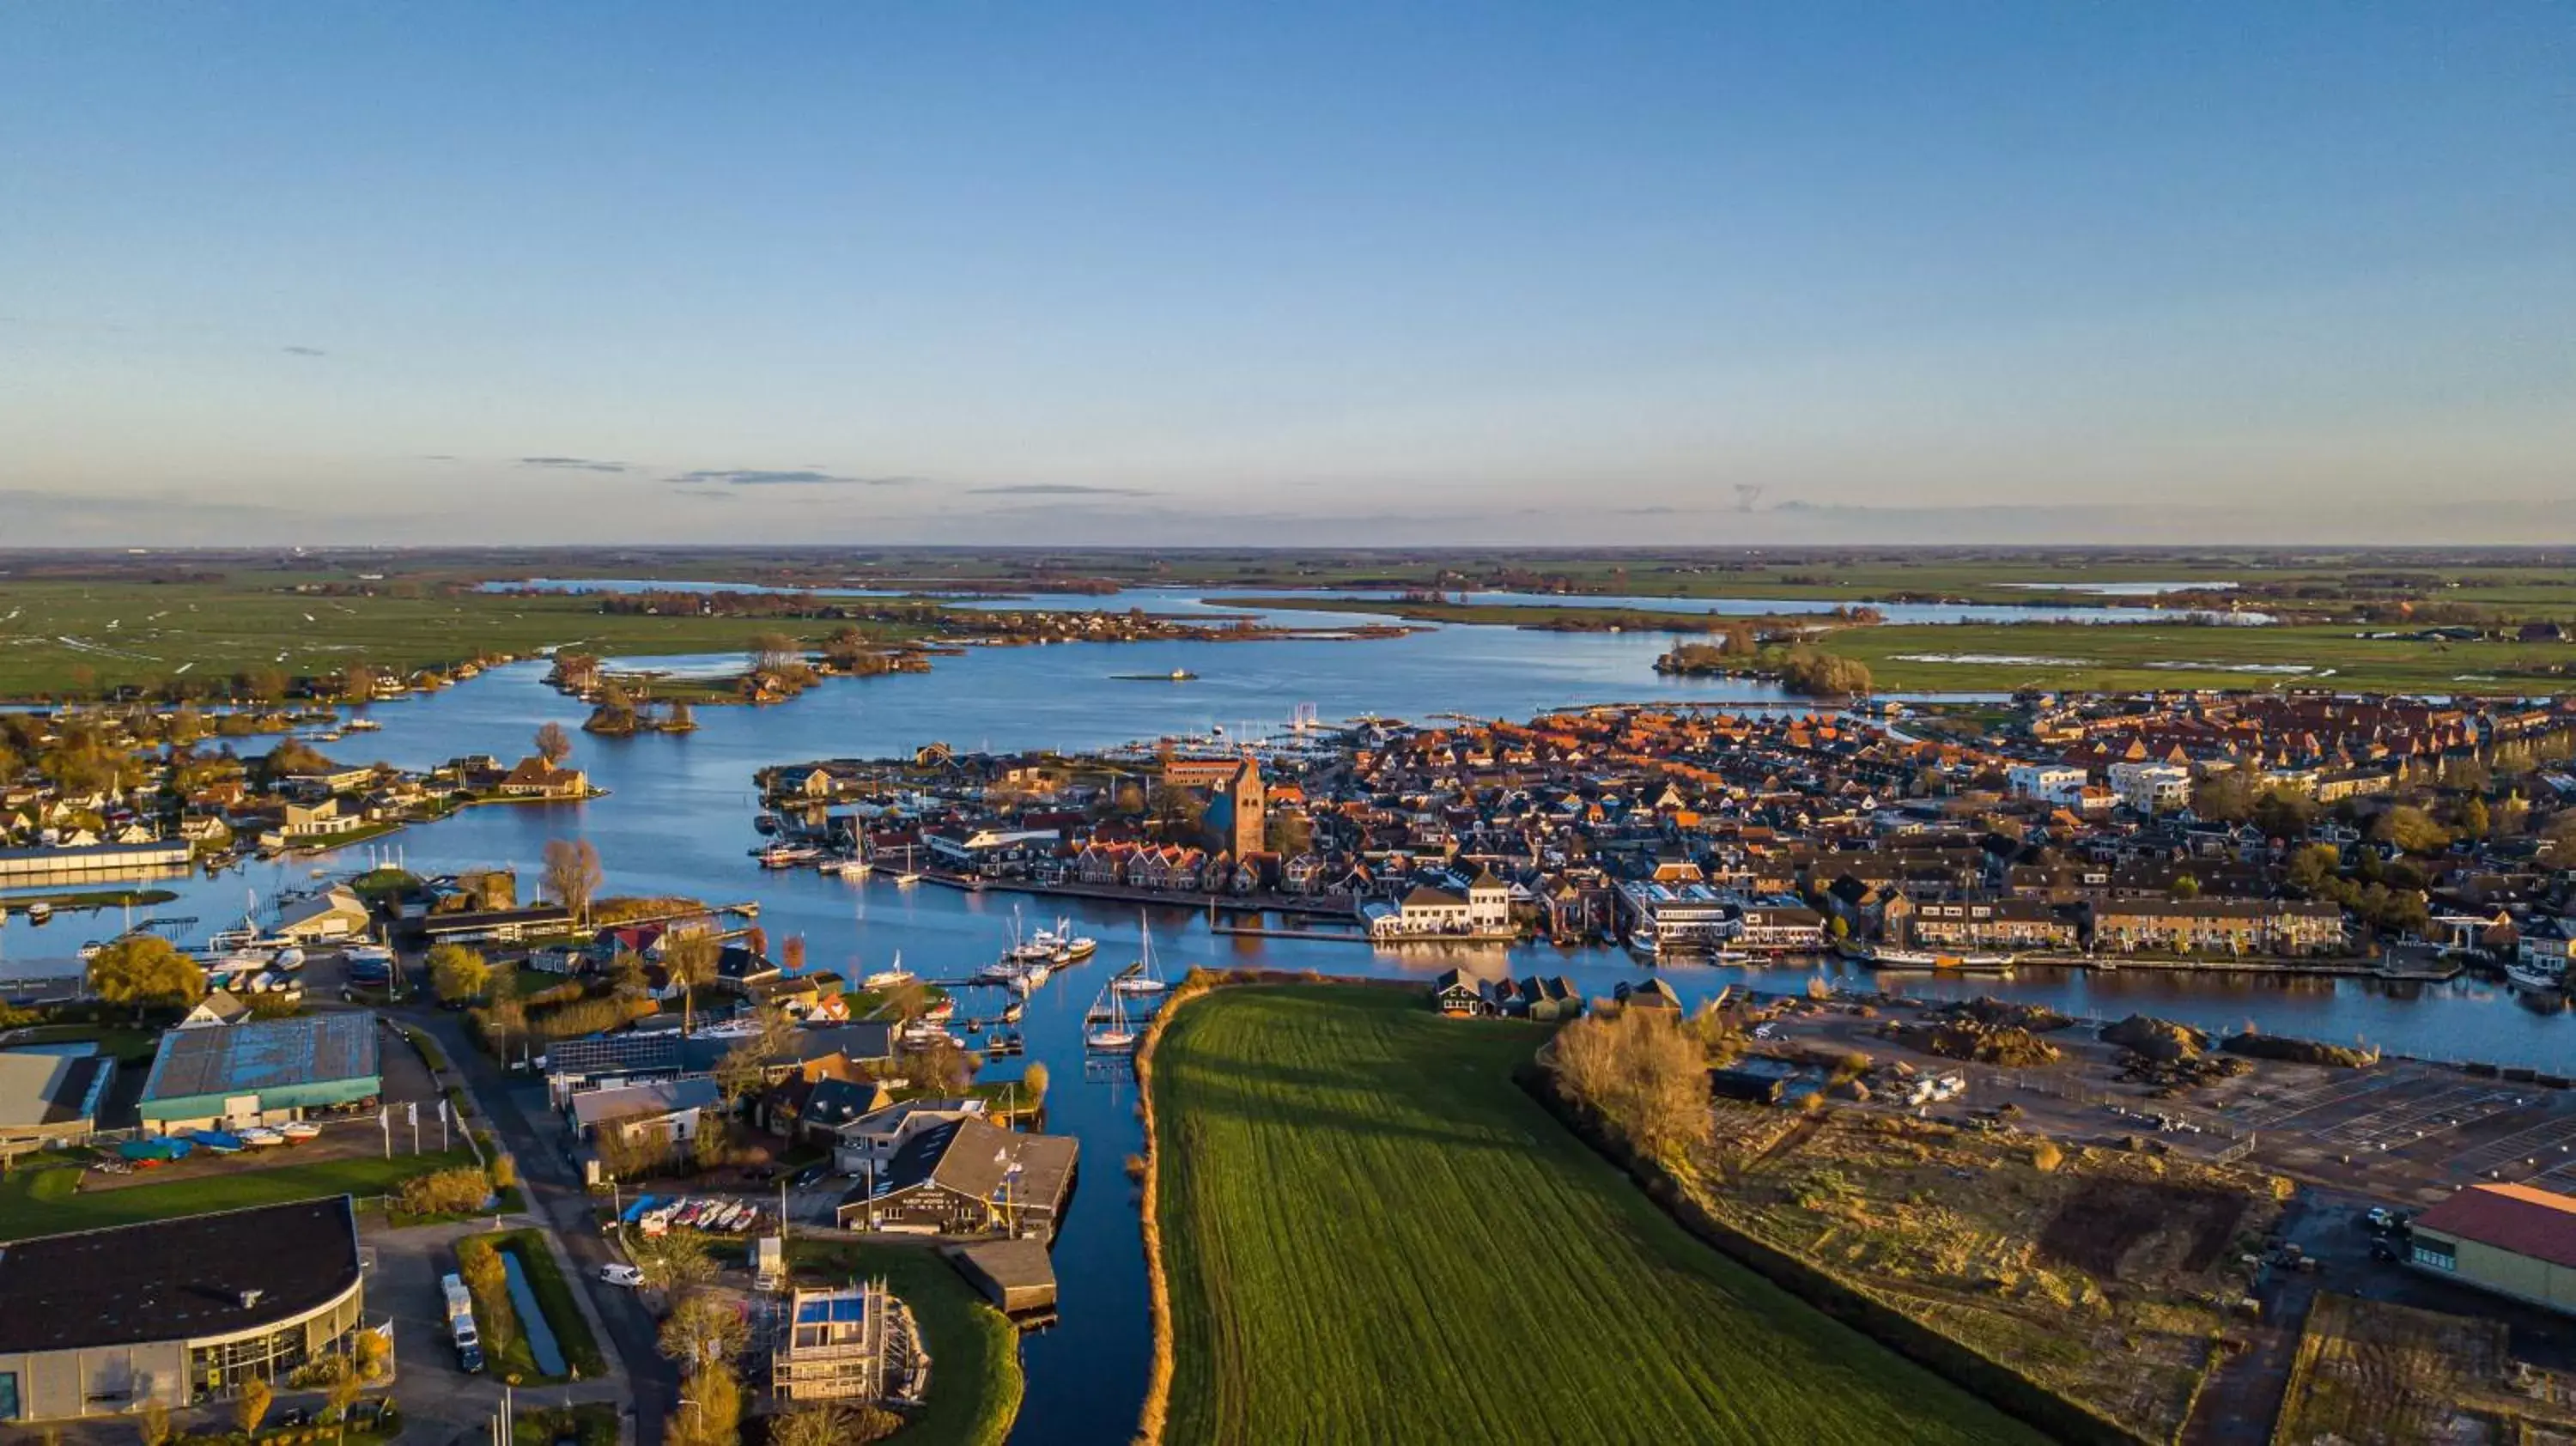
<box><xmin>2006</xmin><ymin>764</ymin><xmax>2089</xmax><ymax>805</ymax></box>
<box><xmin>2107</xmin><ymin>762</ymin><xmax>2193</xmax><ymax>814</ymax></box>
<box><xmin>1364</xmin><ymin>870</ymin><xmax>1512</xmax><ymax>939</ymax></box>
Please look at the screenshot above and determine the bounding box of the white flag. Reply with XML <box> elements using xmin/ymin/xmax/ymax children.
<box><xmin>379</xmin><ymin>1105</ymin><xmax>389</xmax><ymax>1126</ymax></box>
<box><xmin>439</xmin><ymin>1098</ymin><xmax>450</xmax><ymax>1126</ymax></box>
<box><xmin>407</xmin><ymin>1101</ymin><xmax>418</xmax><ymax>1127</ymax></box>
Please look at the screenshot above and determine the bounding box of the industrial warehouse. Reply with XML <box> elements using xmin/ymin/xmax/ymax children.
<box><xmin>2409</xmin><ymin>1182</ymin><xmax>2576</xmax><ymax>1316</ymax></box>
<box><xmin>135</xmin><ymin>1014</ymin><xmax>383</xmax><ymax>1135</ymax></box>
<box><xmin>0</xmin><ymin>1198</ymin><xmax>368</xmax><ymax>1421</ymax></box>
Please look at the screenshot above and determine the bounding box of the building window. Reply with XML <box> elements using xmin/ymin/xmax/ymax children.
<box><xmin>2411</xmin><ymin>1241</ymin><xmax>2456</xmax><ymax>1273</ymax></box>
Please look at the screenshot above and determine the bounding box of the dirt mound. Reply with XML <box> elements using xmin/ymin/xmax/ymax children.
<box><xmin>2116</xmin><ymin>1051</ymin><xmax>2252</xmax><ymax>1094</ymax></box>
<box><xmin>2100</xmin><ymin>1014</ymin><xmax>2208</xmax><ymax>1061</ymax></box>
<box><xmin>2222</xmin><ymin>1032</ymin><xmax>2379</xmax><ymax>1068</ymax></box>
<box><xmin>1929</xmin><ymin>997</ymin><xmax>2075</xmax><ymax>1034</ymax></box>
<box><xmin>1886</xmin><ymin>1018</ymin><xmax>2063</xmax><ymax>1066</ymax></box>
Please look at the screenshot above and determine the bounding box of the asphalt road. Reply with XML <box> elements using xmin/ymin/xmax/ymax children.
<box><xmin>400</xmin><ymin>1001</ymin><xmax>677</xmax><ymax>1445</ymax></box>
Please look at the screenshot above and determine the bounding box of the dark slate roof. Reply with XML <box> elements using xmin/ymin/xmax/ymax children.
<box><xmin>0</xmin><ymin>1197</ymin><xmax>361</xmax><ymax>1353</ymax></box>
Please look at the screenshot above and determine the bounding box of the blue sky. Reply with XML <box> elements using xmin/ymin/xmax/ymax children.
<box><xmin>3</xmin><ymin>3</ymin><xmax>2570</xmax><ymax>544</ymax></box>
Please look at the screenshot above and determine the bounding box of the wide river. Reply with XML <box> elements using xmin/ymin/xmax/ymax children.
<box><xmin>2</xmin><ymin>598</ymin><xmax>2561</xmax><ymax>1443</ymax></box>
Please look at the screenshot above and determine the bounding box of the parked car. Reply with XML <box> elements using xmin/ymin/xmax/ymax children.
<box><xmin>2369</xmin><ymin>1239</ymin><xmax>2403</xmax><ymax>1263</ymax></box>
<box><xmin>276</xmin><ymin>1409</ymin><xmax>313</xmax><ymax>1428</ymax></box>
<box><xmin>599</xmin><ymin>1263</ymin><xmax>647</xmax><ymax>1288</ymax></box>
<box><xmin>793</xmin><ymin>1163</ymin><xmax>831</xmax><ymax>1188</ymax></box>
<box><xmin>2365</xmin><ymin>1206</ymin><xmax>2398</xmax><ymax>1232</ymax></box>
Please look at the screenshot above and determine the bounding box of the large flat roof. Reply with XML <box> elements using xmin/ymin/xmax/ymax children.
<box><xmin>0</xmin><ymin>1197</ymin><xmax>362</xmax><ymax>1353</ymax></box>
<box><xmin>138</xmin><ymin>1013</ymin><xmax>379</xmax><ymax>1107</ymax></box>
<box><xmin>2413</xmin><ymin>1182</ymin><xmax>2576</xmax><ymax>1270</ymax></box>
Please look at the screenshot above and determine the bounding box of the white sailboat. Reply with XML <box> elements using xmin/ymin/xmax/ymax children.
<box><xmin>1085</xmin><ymin>980</ymin><xmax>1137</xmax><ymax>1053</ymax></box>
<box><xmin>1114</xmin><ymin>914</ymin><xmax>1170</xmax><ymax>997</ymax></box>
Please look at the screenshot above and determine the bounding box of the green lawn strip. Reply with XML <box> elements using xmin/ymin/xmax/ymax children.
<box><xmin>484</xmin><ymin>1226</ymin><xmax>610</xmax><ymax>1378</ymax></box>
<box><xmin>1828</xmin><ymin>621</ymin><xmax>2576</xmax><ymax>695</ymax></box>
<box><xmin>787</xmin><ymin>1239</ymin><xmax>1022</xmax><ymax>1446</ymax></box>
<box><xmin>0</xmin><ymin>1148</ymin><xmax>478</xmax><ymax>1241</ymax></box>
<box><xmin>1151</xmin><ymin>985</ymin><xmax>2050</xmax><ymax>1446</ymax></box>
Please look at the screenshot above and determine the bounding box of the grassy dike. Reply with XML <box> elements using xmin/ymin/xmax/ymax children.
<box><xmin>1139</xmin><ymin>980</ymin><xmax>2050</xmax><ymax>1446</ymax></box>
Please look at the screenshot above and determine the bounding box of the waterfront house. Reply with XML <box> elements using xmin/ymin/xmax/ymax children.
<box><xmin>2087</xmin><ymin>897</ymin><xmax>2347</xmax><ymax>957</ymax></box>
<box><xmin>497</xmin><ymin>756</ymin><xmax>591</xmax><ymax>799</ymax></box>
<box><xmin>1430</xmin><ymin>969</ymin><xmax>1490</xmax><ymax>1017</ymax></box>
<box><xmin>835</xmin><ymin>1116</ymin><xmax>1078</xmax><ymax>1241</ymax></box>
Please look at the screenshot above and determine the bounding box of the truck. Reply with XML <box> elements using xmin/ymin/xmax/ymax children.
<box><xmin>440</xmin><ymin>1272</ymin><xmax>484</xmax><ymax>1373</ymax></box>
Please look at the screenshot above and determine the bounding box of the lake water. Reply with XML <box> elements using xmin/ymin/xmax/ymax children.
<box><xmin>489</xmin><ymin>577</ymin><xmax>2269</xmax><ymax>627</ymax></box>
<box><xmin>3</xmin><ymin>617</ymin><xmax>2565</xmax><ymax>1444</ymax></box>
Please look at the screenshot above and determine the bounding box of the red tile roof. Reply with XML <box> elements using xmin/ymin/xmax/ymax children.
<box><xmin>2411</xmin><ymin>1183</ymin><xmax>2576</xmax><ymax>1269</ymax></box>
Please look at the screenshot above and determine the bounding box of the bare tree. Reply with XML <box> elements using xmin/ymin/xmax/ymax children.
<box><xmin>541</xmin><ymin>837</ymin><xmax>605</xmax><ymax>927</ymax></box>
<box><xmin>663</xmin><ymin>927</ymin><xmax>720</xmax><ymax>1036</ymax></box>
<box><xmin>630</xmin><ymin>1227</ymin><xmax>717</xmax><ymax>1294</ymax></box>
<box><xmin>534</xmin><ymin>720</ymin><xmax>574</xmax><ymax>767</ymax></box>
<box><xmin>659</xmin><ymin>1291</ymin><xmax>750</xmax><ymax>1374</ymax></box>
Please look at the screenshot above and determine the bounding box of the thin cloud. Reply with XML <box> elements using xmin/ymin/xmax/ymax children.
<box><xmin>281</xmin><ymin>345</ymin><xmax>328</xmax><ymax>357</ymax></box>
<box><xmin>968</xmin><ymin>483</ymin><xmax>1151</xmax><ymax>496</ymax></box>
<box><xmin>520</xmin><ymin>456</ymin><xmax>629</xmax><ymax>473</ymax></box>
<box><xmin>670</xmin><ymin>469</ymin><xmax>914</xmax><ymax>487</ymax></box>
<box><xmin>418</xmin><ymin>454</ymin><xmax>460</xmax><ymax>462</ymax></box>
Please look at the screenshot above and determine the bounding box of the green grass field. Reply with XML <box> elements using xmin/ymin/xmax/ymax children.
<box><xmin>1150</xmin><ymin>985</ymin><xmax>2049</xmax><ymax>1446</ymax></box>
<box><xmin>1835</xmin><ymin>621</ymin><xmax>2576</xmax><ymax>694</ymax></box>
<box><xmin>0</xmin><ymin>1148</ymin><xmax>477</xmax><ymax>1241</ymax></box>
<box><xmin>0</xmin><ymin>578</ymin><xmax>922</xmax><ymax>698</ymax></box>
<box><xmin>787</xmin><ymin>1239</ymin><xmax>1023</xmax><ymax>1446</ymax></box>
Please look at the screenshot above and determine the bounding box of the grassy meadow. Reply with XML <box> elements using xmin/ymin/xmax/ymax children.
<box><xmin>0</xmin><ymin>1147</ymin><xmax>479</xmax><ymax>1241</ymax></box>
<box><xmin>0</xmin><ymin>577</ymin><xmax>921</xmax><ymax>698</ymax></box>
<box><xmin>1834</xmin><ymin>621</ymin><xmax>2576</xmax><ymax>695</ymax></box>
<box><xmin>1149</xmin><ymin>984</ymin><xmax>2050</xmax><ymax>1446</ymax></box>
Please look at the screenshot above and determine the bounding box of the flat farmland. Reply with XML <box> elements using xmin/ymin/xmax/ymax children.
<box><xmin>1148</xmin><ymin>985</ymin><xmax>2048</xmax><ymax>1446</ymax></box>
<box><xmin>0</xmin><ymin>578</ymin><xmax>921</xmax><ymax>697</ymax></box>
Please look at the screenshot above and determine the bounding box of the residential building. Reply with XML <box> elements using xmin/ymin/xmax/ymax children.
<box><xmin>835</xmin><ymin>1117</ymin><xmax>1078</xmax><ymax>1240</ymax></box>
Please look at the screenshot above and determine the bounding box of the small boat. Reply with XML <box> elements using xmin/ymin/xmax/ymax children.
<box><xmin>238</xmin><ymin>1127</ymin><xmax>287</xmax><ymax>1148</ymax></box>
<box><xmin>753</xmin><ymin>813</ymin><xmax>782</xmax><ymax>835</ymax></box>
<box><xmin>77</xmin><ymin>939</ymin><xmax>103</xmax><ymax>961</ymax></box>
<box><xmin>24</xmin><ymin>901</ymin><xmax>51</xmax><ymax>925</ymax></box>
<box><xmin>2506</xmin><ymin>961</ymin><xmax>2567</xmax><ymax>993</ymax></box>
<box><xmin>862</xmin><ymin>957</ymin><xmax>915</xmax><ymax>991</ymax></box>
<box><xmin>921</xmin><ymin>998</ymin><xmax>954</xmax><ymax>1023</ymax></box>
<box><xmin>344</xmin><ymin>717</ymin><xmax>381</xmax><ymax>732</ymax></box>
<box><xmin>818</xmin><ymin>854</ymin><xmax>872</xmax><ymax>877</ymax></box>
<box><xmin>270</xmin><ymin>946</ymin><xmax>306</xmax><ymax>971</ymax></box>
<box><xmin>1113</xmin><ymin>914</ymin><xmax>1170</xmax><ymax>997</ymax></box>
<box><xmin>891</xmin><ymin>869</ymin><xmax>922</xmax><ymax>886</ymax></box>
<box><xmin>1086</xmin><ymin>981</ymin><xmax>1138</xmax><ymax>1053</ymax></box>
<box><xmin>755</xmin><ymin>843</ymin><xmax>821</xmax><ymax>869</ymax></box>
<box><xmin>280</xmin><ymin>1121</ymin><xmax>322</xmax><ymax>1143</ymax></box>
<box><xmin>1032</xmin><ymin>917</ymin><xmax>1097</xmax><ymax>963</ymax></box>
<box><xmin>189</xmin><ymin>1130</ymin><xmax>245</xmax><ymax>1154</ymax></box>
